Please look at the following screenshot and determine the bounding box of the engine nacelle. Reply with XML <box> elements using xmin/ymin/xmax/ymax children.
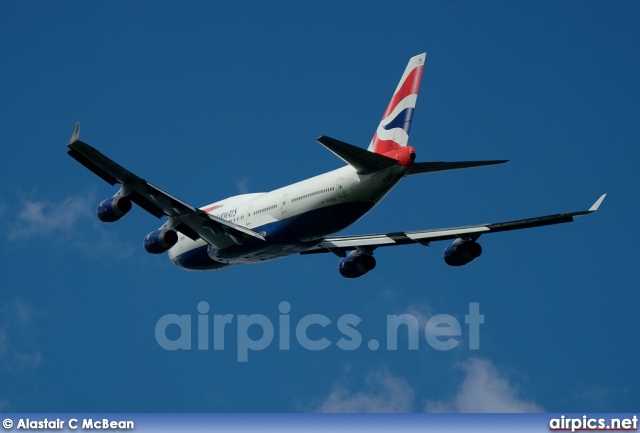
<box><xmin>443</xmin><ymin>239</ymin><xmax>482</xmax><ymax>266</ymax></box>
<box><xmin>338</xmin><ymin>251</ymin><xmax>376</xmax><ymax>278</ymax></box>
<box><xmin>96</xmin><ymin>196</ymin><xmax>132</xmax><ymax>223</ymax></box>
<box><xmin>143</xmin><ymin>229</ymin><xmax>179</xmax><ymax>254</ymax></box>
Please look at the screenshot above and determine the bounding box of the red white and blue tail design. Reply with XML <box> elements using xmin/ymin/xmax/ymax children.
<box><xmin>368</xmin><ymin>53</ymin><xmax>426</xmax><ymax>155</ymax></box>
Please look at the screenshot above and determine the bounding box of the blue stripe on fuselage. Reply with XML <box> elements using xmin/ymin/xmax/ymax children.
<box><xmin>170</xmin><ymin>200</ymin><xmax>375</xmax><ymax>271</ymax></box>
<box><xmin>171</xmin><ymin>244</ymin><xmax>230</xmax><ymax>271</ymax></box>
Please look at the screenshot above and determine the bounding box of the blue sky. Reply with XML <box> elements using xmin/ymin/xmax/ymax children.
<box><xmin>1</xmin><ymin>1</ymin><xmax>638</xmax><ymax>413</ymax></box>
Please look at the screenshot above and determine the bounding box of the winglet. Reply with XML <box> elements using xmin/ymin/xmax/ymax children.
<box><xmin>589</xmin><ymin>194</ymin><xmax>607</xmax><ymax>212</ymax></box>
<box><xmin>68</xmin><ymin>122</ymin><xmax>80</xmax><ymax>145</ymax></box>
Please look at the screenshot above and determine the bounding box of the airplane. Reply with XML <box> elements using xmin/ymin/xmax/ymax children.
<box><xmin>66</xmin><ymin>53</ymin><xmax>606</xmax><ymax>278</ymax></box>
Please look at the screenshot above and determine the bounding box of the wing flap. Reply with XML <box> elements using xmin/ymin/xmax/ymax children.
<box><xmin>174</xmin><ymin>221</ymin><xmax>200</xmax><ymax>241</ymax></box>
<box><xmin>67</xmin><ymin>148</ymin><xmax>119</xmax><ymax>186</ymax></box>
<box><xmin>405</xmin><ymin>226</ymin><xmax>490</xmax><ymax>242</ymax></box>
<box><xmin>127</xmin><ymin>190</ymin><xmax>166</xmax><ymax>219</ymax></box>
<box><xmin>319</xmin><ymin>234</ymin><xmax>397</xmax><ymax>249</ymax></box>
<box><xmin>68</xmin><ymin>139</ymin><xmax>143</xmax><ymax>186</ymax></box>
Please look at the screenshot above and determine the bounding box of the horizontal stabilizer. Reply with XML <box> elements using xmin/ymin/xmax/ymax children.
<box><xmin>317</xmin><ymin>136</ymin><xmax>398</xmax><ymax>175</ymax></box>
<box><xmin>406</xmin><ymin>160</ymin><xmax>508</xmax><ymax>175</ymax></box>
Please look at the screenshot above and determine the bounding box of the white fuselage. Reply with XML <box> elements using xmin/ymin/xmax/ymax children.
<box><xmin>167</xmin><ymin>162</ymin><xmax>410</xmax><ymax>271</ymax></box>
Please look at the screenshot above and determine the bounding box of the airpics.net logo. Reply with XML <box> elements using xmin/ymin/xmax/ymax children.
<box><xmin>154</xmin><ymin>302</ymin><xmax>484</xmax><ymax>362</ymax></box>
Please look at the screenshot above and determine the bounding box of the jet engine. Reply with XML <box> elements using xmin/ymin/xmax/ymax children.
<box><xmin>143</xmin><ymin>229</ymin><xmax>179</xmax><ymax>254</ymax></box>
<box><xmin>338</xmin><ymin>251</ymin><xmax>376</xmax><ymax>278</ymax></box>
<box><xmin>96</xmin><ymin>196</ymin><xmax>132</xmax><ymax>223</ymax></box>
<box><xmin>443</xmin><ymin>239</ymin><xmax>482</xmax><ymax>266</ymax></box>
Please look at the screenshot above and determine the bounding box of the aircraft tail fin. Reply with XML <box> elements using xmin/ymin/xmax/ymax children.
<box><xmin>368</xmin><ymin>53</ymin><xmax>426</xmax><ymax>155</ymax></box>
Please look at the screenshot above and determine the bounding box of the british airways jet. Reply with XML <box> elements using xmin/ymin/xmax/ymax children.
<box><xmin>67</xmin><ymin>53</ymin><xmax>605</xmax><ymax>278</ymax></box>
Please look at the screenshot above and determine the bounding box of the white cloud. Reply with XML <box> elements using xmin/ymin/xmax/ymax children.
<box><xmin>0</xmin><ymin>297</ymin><xmax>42</xmax><ymax>409</ymax></box>
<box><xmin>0</xmin><ymin>297</ymin><xmax>42</xmax><ymax>372</ymax></box>
<box><xmin>311</xmin><ymin>358</ymin><xmax>543</xmax><ymax>414</ymax></box>
<box><xmin>3</xmin><ymin>191</ymin><xmax>136</xmax><ymax>259</ymax></box>
<box><xmin>405</xmin><ymin>301</ymin><xmax>434</xmax><ymax>329</ymax></box>
<box><xmin>313</xmin><ymin>370</ymin><xmax>415</xmax><ymax>413</ymax></box>
<box><xmin>425</xmin><ymin>358</ymin><xmax>544</xmax><ymax>413</ymax></box>
<box><xmin>9</xmin><ymin>194</ymin><xmax>92</xmax><ymax>240</ymax></box>
<box><xmin>235</xmin><ymin>177</ymin><xmax>250</xmax><ymax>194</ymax></box>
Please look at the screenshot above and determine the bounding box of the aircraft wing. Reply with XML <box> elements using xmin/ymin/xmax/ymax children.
<box><xmin>66</xmin><ymin>123</ymin><xmax>265</xmax><ymax>246</ymax></box>
<box><xmin>300</xmin><ymin>194</ymin><xmax>606</xmax><ymax>256</ymax></box>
